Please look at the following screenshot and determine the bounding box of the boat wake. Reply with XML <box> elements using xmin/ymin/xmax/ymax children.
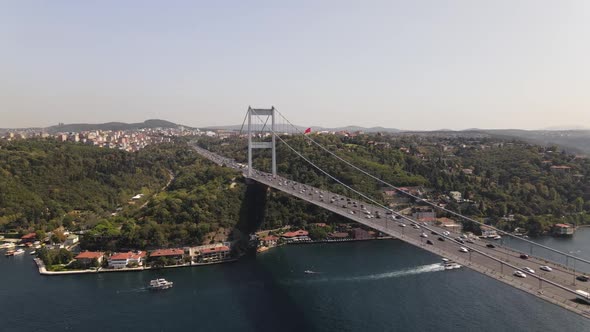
<box><xmin>284</xmin><ymin>263</ymin><xmax>445</xmax><ymax>285</ymax></box>
<box><xmin>116</xmin><ymin>287</ymin><xmax>148</xmax><ymax>294</ymax></box>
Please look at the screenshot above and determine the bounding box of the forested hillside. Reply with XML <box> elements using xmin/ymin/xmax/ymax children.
<box><xmin>0</xmin><ymin>140</ymin><xmax>172</xmax><ymax>231</ymax></box>
<box><xmin>3</xmin><ymin>133</ymin><xmax>590</xmax><ymax>250</ymax></box>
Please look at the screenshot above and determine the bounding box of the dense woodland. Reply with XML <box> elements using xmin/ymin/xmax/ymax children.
<box><xmin>1</xmin><ymin>134</ymin><xmax>589</xmax><ymax>251</ymax></box>
<box><xmin>0</xmin><ymin>139</ymin><xmax>168</xmax><ymax>230</ymax></box>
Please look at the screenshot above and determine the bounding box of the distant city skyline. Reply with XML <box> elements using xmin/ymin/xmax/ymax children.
<box><xmin>1</xmin><ymin>1</ymin><xmax>589</xmax><ymax>130</ymax></box>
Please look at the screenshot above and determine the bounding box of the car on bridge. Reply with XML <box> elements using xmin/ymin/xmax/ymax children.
<box><xmin>520</xmin><ymin>254</ymin><xmax>529</xmax><ymax>259</ymax></box>
<box><xmin>486</xmin><ymin>244</ymin><xmax>495</xmax><ymax>248</ymax></box>
<box><xmin>522</xmin><ymin>267</ymin><xmax>535</xmax><ymax>274</ymax></box>
<box><xmin>459</xmin><ymin>247</ymin><xmax>469</xmax><ymax>253</ymax></box>
<box><xmin>514</xmin><ymin>270</ymin><xmax>527</xmax><ymax>278</ymax></box>
<box><xmin>540</xmin><ymin>265</ymin><xmax>552</xmax><ymax>272</ymax></box>
<box><xmin>438</xmin><ymin>237</ymin><xmax>445</xmax><ymax>242</ymax></box>
<box><xmin>577</xmin><ymin>275</ymin><xmax>589</xmax><ymax>282</ymax></box>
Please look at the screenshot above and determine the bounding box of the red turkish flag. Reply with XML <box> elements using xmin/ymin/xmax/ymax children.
<box><xmin>304</xmin><ymin>127</ymin><xmax>311</xmax><ymax>134</ymax></box>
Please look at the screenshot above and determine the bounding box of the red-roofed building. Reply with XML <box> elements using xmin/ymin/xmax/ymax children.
<box><xmin>553</xmin><ymin>223</ymin><xmax>575</xmax><ymax>236</ymax></box>
<box><xmin>261</xmin><ymin>235</ymin><xmax>279</xmax><ymax>247</ymax></box>
<box><xmin>20</xmin><ymin>232</ymin><xmax>37</xmax><ymax>244</ymax></box>
<box><xmin>329</xmin><ymin>232</ymin><xmax>350</xmax><ymax>239</ymax></box>
<box><xmin>281</xmin><ymin>230</ymin><xmax>310</xmax><ymax>242</ymax></box>
<box><xmin>149</xmin><ymin>248</ymin><xmax>185</xmax><ymax>258</ymax></box>
<box><xmin>75</xmin><ymin>251</ymin><xmax>104</xmax><ymax>265</ymax></box>
<box><xmin>198</xmin><ymin>246</ymin><xmax>231</xmax><ymax>262</ymax></box>
<box><xmin>108</xmin><ymin>251</ymin><xmax>146</xmax><ymax>269</ymax></box>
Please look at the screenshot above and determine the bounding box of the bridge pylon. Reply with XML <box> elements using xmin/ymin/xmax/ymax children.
<box><xmin>247</xmin><ymin>106</ymin><xmax>276</xmax><ymax>177</ymax></box>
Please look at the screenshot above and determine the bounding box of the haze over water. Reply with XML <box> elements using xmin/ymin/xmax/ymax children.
<box><xmin>3</xmin><ymin>232</ymin><xmax>590</xmax><ymax>332</ymax></box>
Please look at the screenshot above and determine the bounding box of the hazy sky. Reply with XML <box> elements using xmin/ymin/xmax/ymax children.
<box><xmin>1</xmin><ymin>1</ymin><xmax>589</xmax><ymax>130</ymax></box>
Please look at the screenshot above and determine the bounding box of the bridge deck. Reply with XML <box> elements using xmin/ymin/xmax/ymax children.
<box><xmin>193</xmin><ymin>145</ymin><xmax>590</xmax><ymax>319</ymax></box>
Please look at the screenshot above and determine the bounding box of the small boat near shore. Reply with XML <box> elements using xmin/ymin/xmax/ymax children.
<box><xmin>1</xmin><ymin>242</ymin><xmax>16</xmax><ymax>250</ymax></box>
<box><xmin>13</xmin><ymin>249</ymin><xmax>25</xmax><ymax>256</ymax></box>
<box><xmin>148</xmin><ymin>278</ymin><xmax>173</xmax><ymax>290</ymax></box>
<box><xmin>5</xmin><ymin>250</ymin><xmax>15</xmax><ymax>257</ymax></box>
<box><xmin>444</xmin><ymin>263</ymin><xmax>461</xmax><ymax>270</ymax></box>
<box><xmin>304</xmin><ymin>270</ymin><xmax>319</xmax><ymax>274</ymax></box>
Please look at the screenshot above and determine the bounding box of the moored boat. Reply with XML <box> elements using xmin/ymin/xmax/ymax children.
<box><xmin>13</xmin><ymin>249</ymin><xmax>25</xmax><ymax>256</ymax></box>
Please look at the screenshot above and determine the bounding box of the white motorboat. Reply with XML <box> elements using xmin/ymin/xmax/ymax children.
<box><xmin>444</xmin><ymin>263</ymin><xmax>462</xmax><ymax>270</ymax></box>
<box><xmin>148</xmin><ymin>278</ymin><xmax>173</xmax><ymax>290</ymax></box>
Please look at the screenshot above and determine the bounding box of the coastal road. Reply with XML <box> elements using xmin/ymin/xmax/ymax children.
<box><xmin>192</xmin><ymin>145</ymin><xmax>590</xmax><ymax>319</ymax></box>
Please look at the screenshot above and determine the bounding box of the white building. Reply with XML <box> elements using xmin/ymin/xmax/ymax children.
<box><xmin>108</xmin><ymin>251</ymin><xmax>146</xmax><ymax>269</ymax></box>
<box><xmin>65</xmin><ymin>234</ymin><xmax>79</xmax><ymax>246</ymax></box>
<box><xmin>449</xmin><ymin>191</ymin><xmax>463</xmax><ymax>202</ymax></box>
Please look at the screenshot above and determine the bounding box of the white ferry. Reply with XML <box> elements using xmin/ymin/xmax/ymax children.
<box><xmin>148</xmin><ymin>278</ymin><xmax>173</xmax><ymax>290</ymax></box>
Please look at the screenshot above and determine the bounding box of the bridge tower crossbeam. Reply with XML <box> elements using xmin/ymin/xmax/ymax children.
<box><xmin>247</xmin><ymin>106</ymin><xmax>276</xmax><ymax>177</ymax></box>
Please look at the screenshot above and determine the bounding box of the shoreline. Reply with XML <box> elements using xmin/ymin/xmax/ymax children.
<box><xmin>257</xmin><ymin>236</ymin><xmax>395</xmax><ymax>254</ymax></box>
<box><xmin>34</xmin><ymin>257</ymin><xmax>238</xmax><ymax>276</ymax></box>
<box><xmin>285</xmin><ymin>236</ymin><xmax>395</xmax><ymax>246</ymax></box>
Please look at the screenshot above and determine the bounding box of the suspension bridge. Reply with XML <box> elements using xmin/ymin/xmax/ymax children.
<box><xmin>193</xmin><ymin>106</ymin><xmax>590</xmax><ymax>319</ymax></box>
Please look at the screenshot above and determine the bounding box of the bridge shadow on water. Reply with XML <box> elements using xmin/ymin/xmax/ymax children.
<box><xmin>225</xmin><ymin>181</ymin><xmax>315</xmax><ymax>332</ymax></box>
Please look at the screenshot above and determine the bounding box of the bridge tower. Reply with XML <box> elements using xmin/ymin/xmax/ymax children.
<box><xmin>247</xmin><ymin>106</ymin><xmax>276</xmax><ymax>177</ymax></box>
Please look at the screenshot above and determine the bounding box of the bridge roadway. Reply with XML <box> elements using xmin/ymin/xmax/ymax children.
<box><xmin>192</xmin><ymin>145</ymin><xmax>590</xmax><ymax>319</ymax></box>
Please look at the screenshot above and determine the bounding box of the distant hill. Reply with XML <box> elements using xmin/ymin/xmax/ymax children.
<box><xmin>204</xmin><ymin>124</ymin><xmax>401</xmax><ymax>134</ymax></box>
<box><xmin>47</xmin><ymin>119</ymin><xmax>182</xmax><ymax>133</ymax></box>
<box><xmin>478</xmin><ymin>129</ymin><xmax>590</xmax><ymax>155</ymax></box>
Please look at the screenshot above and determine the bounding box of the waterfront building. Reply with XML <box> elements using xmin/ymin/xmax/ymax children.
<box><xmin>553</xmin><ymin>224</ymin><xmax>575</xmax><ymax>236</ymax></box>
<box><xmin>481</xmin><ymin>226</ymin><xmax>498</xmax><ymax>238</ymax></box>
<box><xmin>260</xmin><ymin>235</ymin><xmax>279</xmax><ymax>247</ymax></box>
<box><xmin>149</xmin><ymin>248</ymin><xmax>185</xmax><ymax>263</ymax></box>
<box><xmin>281</xmin><ymin>230</ymin><xmax>311</xmax><ymax>242</ymax></box>
<box><xmin>108</xmin><ymin>251</ymin><xmax>146</xmax><ymax>269</ymax></box>
<box><xmin>198</xmin><ymin>246</ymin><xmax>231</xmax><ymax>263</ymax></box>
<box><xmin>20</xmin><ymin>232</ymin><xmax>37</xmax><ymax>244</ymax></box>
<box><xmin>74</xmin><ymin>251</ymin><xmax>104</xmax><ymax>265</ymax></box>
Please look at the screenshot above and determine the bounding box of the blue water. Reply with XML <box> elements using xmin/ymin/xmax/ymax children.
<box><xmin>500</xmin><ymin>227</ymin><xmax>590</xmax><ymax>273</ymax></box>
<box><xmin>2</xmin><ymin>235</ymin><xmax>590</xmax><ymax>331</ymax></box>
